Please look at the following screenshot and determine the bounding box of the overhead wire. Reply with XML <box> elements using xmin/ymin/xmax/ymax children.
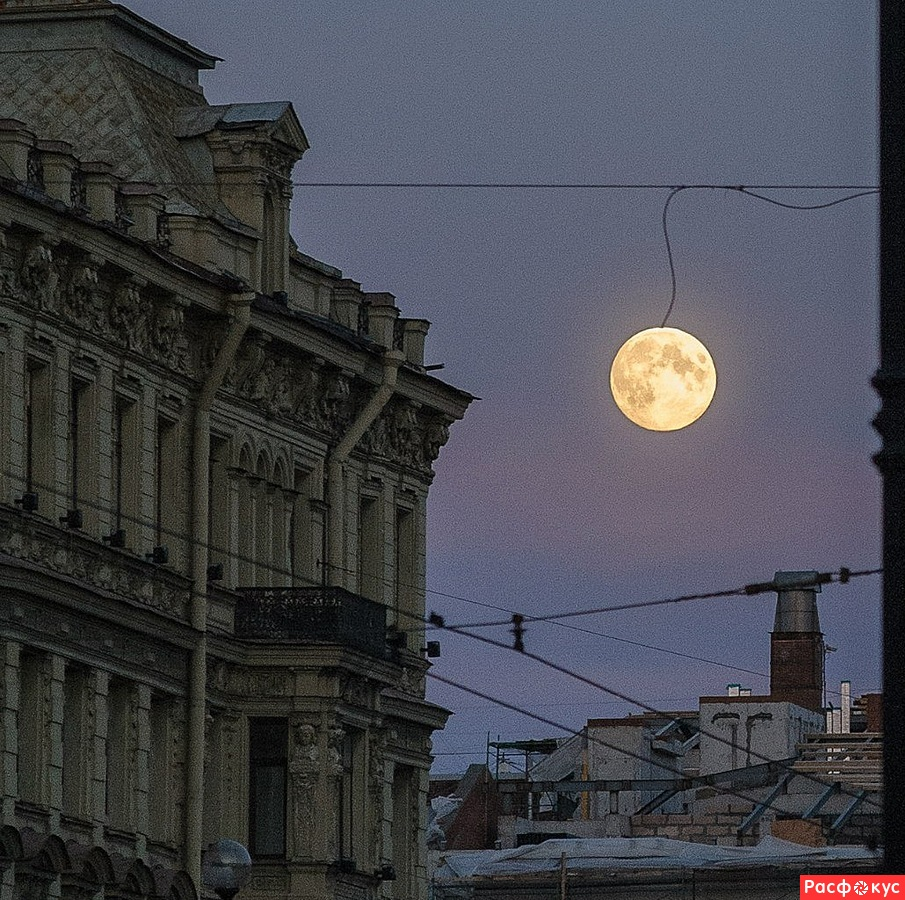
<box><xmin>58</xmin><ymin>179</ymin><xmax>879</xmax><ymax>191</ymax></box>
<box><xmin>659</xmin><ymin>185</ymin><xmax>879</xmax><ymax>327</ymax></box>
<box><xmin>425</xmin><ymin>568</ymin><xmax>881</xmax><ymax>631</ymax></box>
<box><xmin>3</xmin><ymin>475</ymin><xmax>883</xmax><ymax>805</ymax></box>
<box><xmin>10</xmin><ymin>170</ymin><xmax>885</xmax><ymax>820</ymax></box>
<box><xmin>428</xmin><ymin>618</ymin><xmax>882</xmax><ymax>809</ymax></box>
<box><xmin>4</xmin><ymin>465</ymin><xmax>879</xmax><ymax>706</ymax></box>
<box><xmin>4</xmin><ymin>463</ymin><xmax>878</xmax><ymax>714</ymax></box>
<box><xmin>291</xmin><ymin>181</ymin><xmax>878</xmax><ymax>191</ymax></box>
<box><xmin>429</xmin><ymin>671</ymin><xmax>882</xmax><ymax>816</ymax></box>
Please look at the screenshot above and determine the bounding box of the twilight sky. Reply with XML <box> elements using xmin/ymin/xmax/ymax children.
<box><xmin>126</xmin><ymin>0</ymin><xmax>880</xmax><ymax>772</ymax></box>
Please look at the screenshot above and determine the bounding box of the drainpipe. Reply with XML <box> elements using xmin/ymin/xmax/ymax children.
<box><xmin>326</xmin><ymin>349</ymin><xmax>404</xmax><ymax>586</ymax></box>
<box><xmin>186</xmin><ymin>291</ymin><xmax>253</xmax><ymax>888</ymax></box>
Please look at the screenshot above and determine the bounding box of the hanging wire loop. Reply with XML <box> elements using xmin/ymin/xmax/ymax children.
<box><xmin>659</xmin><ymin>185</ymin><xmax>879</xmax><ymax>328</ymax></box>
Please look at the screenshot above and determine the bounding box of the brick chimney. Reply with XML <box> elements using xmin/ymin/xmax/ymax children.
<box><xmin>770</xmin><ymin>571</ymin><xmax>825</xmax><ymax>713</ymax></box>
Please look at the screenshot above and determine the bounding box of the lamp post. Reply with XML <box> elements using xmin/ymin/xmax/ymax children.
<box><xmin>877</xmin><ymin>0</ymin><xmax>905</xmax><ymax>874</ymax></box>
<box><xmin>201</xmin><ymin>840</ymin><xmax>252</xmax><ymax>900</ymax></box>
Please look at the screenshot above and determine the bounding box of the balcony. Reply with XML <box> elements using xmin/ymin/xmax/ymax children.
<box><xmin>234</xmin><ymin>586</ymin><xmax>389</xmax><ymax>659</ymax></box>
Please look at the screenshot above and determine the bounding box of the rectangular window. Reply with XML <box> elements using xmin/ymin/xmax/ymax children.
<box><xmin>112</xmin><ymin>397</ymin><xmax>141</xmax><ymax>545</ymax></box>
<box><xmin>338</xmin><ymin>729</ymin><xmax>361</xmax><ymax>864</ymax></box>
<box><xmin>18</xmin><ymin>652</ymin><xmax>46</xmax><ymax>804</ymax></box>
<box><xmin>249</xmin><ymin>717</ymin><xmax>288</xmax><ymax>858</ymax></box>
<box><xmin>68</xmin><ymin>377</ymin><xmax>93</xmax><ymax>514</ymax></box>
<box><xmin>254</xmin><ymin>480</ymin><xmax>272</xmax><ymax>585</ymax></box>
<box><xmin>394</xmin><ymin>506</ymin><xmax>416</xmax><ymax>631</ymax></box>
<box><xmin>148</xmin><ymin>696</ymin><xmax>171</xmax><ymax>842</ymax></box>
<box><xmin>62</xmin><ymin>664</ymin><xmax>89</xmax><ymax>816</ymax></box>
<box><xmin>290</xmin><ymin>469</ymin><xmax>309</xmax><ymax>583</ymax></box>
<box><xmin>209</xmin><ymin>438</ymin><xmax>230</xmax><ymax>572</ymax></box>
<box><xmin>155</xmin><ymin>415</ymin><xmax>182</xmax><ymax>565</ymax></box>
<box><xmin>25</xmin><ymin>362</ymin><xmax>53</xmax><ymax>499</ymax></box>
<box><xmin>358</xmin><ymin>495</ymin><xmax>381</xmax><ymax>601</ymax></box>
<box><xmin>237</xmin><ymin>474</ymin><xmax>254</xmax><ymax>586</ymax></box>
<box><xmin>392</xmin><ymin>766</ymin><xmax>415</xmax><ymax>892</ymax></box>
<box><xmin>106</xmin><ymin>679</ymin><xmax>132</xmax><ymax>829</ymax></box>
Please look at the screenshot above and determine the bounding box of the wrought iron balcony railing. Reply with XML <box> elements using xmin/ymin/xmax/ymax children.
<box><xmin>234</xmin><ymin>586</ymin><xmax>389</xmax><ymax>659</ymax></box>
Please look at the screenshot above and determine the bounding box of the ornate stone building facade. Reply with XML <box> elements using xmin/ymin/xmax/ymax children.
<box><xmin>0</xmin><ymin>3</ymin><xmax>471</xmax><ymax>900</ymax></box>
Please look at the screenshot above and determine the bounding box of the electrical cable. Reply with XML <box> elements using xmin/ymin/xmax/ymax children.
<box><xmin>429</xmin><ymin>621</ymin><xmax>882</xmax><ymax>809</ymax></box>
<box><xmin>291</xmin><ymin>181</ymin><xmax>878</xmax><ymax>191</ymax></box>
<box><xmin>426</xmin><ymin>568</ymin><xmax>880</xmax><ymax>631</ymax></box>
<box><xmin>44</xmin><ymin>179</ymin><xmax>878</xmax><ymax>191</ymax></box>
<box><xmin>3</xmin><ymin>467</ymin><xmax>881</xmax><ymax>800</ymax></box>
<box><xmin>4</xmin><ymin>465</ymin><xmax>878</xmax><ymax>709</ymax></box>
<box><xmin>1</xmin><ymin>464</ymin><xmax>508</xmax><ymax>616</ymax></box>
<box><xmin>428</xmin><ymin>671</ymin><xmax>882</xmax><ymax>816</ymax></box>
<box><xmin>659</xmin><ymin>185</ymin><xmax>879</xmax><ymax>327</ymax></box>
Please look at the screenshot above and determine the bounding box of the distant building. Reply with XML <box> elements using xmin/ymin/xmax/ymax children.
<box><xmin>427</xmin><ymin>765</ymin><xmax>501</xmax><ymax>852</ymax></box>
<box><xmin>483</xmin><ymin>573</ymin><xmax>881</xmax><ymax>851</ymax></box>
<box><xmin>0</xmin><ymin>3</ymin><xmax>471</xmax><ymax>900</ymax></box>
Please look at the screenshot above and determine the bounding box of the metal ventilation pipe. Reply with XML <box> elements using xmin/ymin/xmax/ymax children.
<box><xmin>770</xmin><ymin>571</ymin><xmax>825</xmax><ymax>714</ymax></box>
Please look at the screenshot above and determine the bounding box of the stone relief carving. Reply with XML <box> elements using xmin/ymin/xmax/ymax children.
<box><xmin>389</xmin><ymin>401</ymin><xmax>419</xmax><ymax>460</ymax></box>
<box><xmin>20</xmin><ymin>240</ymin><xmax>59</xmax><ymax>312</ymax></box>
<box><xmin>363</xmin><ymin>401</ymin><xmax>454</xmax><ymax>472</ymax></box>
<box><xmin>110</xmin><ymin>276</ymin><xmax>149</xmax><ymax>353</ymax></box>
<box><xmin>326</xmin><ymin>723</ymin><xmax>345</xmax><ymax>778</ymax></box>
<box><xmin>290</xmin><ymin>359</ymin><xmax>322</xmax><ymax>420</ymax></box>
<box><xmin>0</xmin><ymin>516</ymin><xmax>189</xmax><ymax>623</ymax></box>
<box><xmin>226</xmin><ymin>668</ymin><xmax>287</xmax><ymax>697</ymax></box>
<box><xmin>7</xmin><ymin>237</ymin><xmax>195</xmax><ymax>376</ymax></box>
<box><xmin>262</xmin><ymin>146</ymin><xmax>296</xmax><ymax>183</ymax></box>
<box><xmin>222</xmin><ymin>334</ymin><xmax>366</xmax><ymax>437</ymax></box>
<box><xmin>340</xmin><ymin>673</ymin><xmax>373</xmax><ymax>708</ymax></box>
<box><xmin>207</xmin><ymin>659</ymin><xmax>229</xmax><ymax>692</ymax></box>
<box><xmin>319</xmin><ymin>371</ymin><xmax>354</xmax><ymax>434</ymax></box>
<box><xmin>289</xmin><ymin>721</ymin><xmax>320</xmax><ymax>855</ymax></box>
<box><xmin>221</xmin><ymin>712</ymin><xmax>240</xmax><ymax>830</ymax></box>
<box><xmin>227</xmin><ymin>332</ymin><xmax>269</xmax><ymax>393</ymax></box>
<box><xmin>368</xmin><ymin>731</ymin><xmax>389</xmax><ymax>859</ymax></box>
<box><xmin>151</xmin><ymin>298</ymin><xmax>190</xmax><ymax>373</ymax></box>
<box><xmin>424</xmin><ymin>419</ymin><xmax>451</xmax><ymax>463</ymax></box>
<box><xmin>325</xmin><ymin>722</ymin><xmax>346</xmax><ymax>859</ymax></box>
<box><xmin>0</xmin><ymin>227</ymin><xmax>14</xmax><ymax>300</ymax></box>
<box><xmin>61</xmin><ymin>255</ymin><xmax>102</xmax><ymax>327</ymax></box>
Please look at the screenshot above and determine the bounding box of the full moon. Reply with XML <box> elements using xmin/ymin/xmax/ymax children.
<box><xmin>609</xmin><ymin>326</ymin><xmax>717</xmax><ymax>431</ymax></box>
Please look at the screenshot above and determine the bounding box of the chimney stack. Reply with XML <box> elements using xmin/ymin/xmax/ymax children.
<box><xmin>770</xmin><ymin>571</ymin><xmax>825</xmax><ymax>713</ymax></box>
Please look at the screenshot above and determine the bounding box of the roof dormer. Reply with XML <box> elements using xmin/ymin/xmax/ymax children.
<box><xmin>176</xmin><ymin>102</ymin><xmax>309</xmax><ymax>294</ymax></box>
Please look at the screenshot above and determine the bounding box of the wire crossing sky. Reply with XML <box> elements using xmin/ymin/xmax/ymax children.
<box><xmin>125</xmin><ymin>0</ymin><xmax>880</xmax><ymax>770</ymax></box>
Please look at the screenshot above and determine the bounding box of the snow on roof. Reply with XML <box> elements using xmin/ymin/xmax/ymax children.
<box><xmin>434</xmin><ymin>836</ymin><xmax>878</xmax><ymax>880</ymax></box>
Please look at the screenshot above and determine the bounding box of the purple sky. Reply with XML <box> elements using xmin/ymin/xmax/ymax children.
<box><xmin>126</xmin><ymin>0</ymin><xmax>880</xmax><ymax>772</ymax></box>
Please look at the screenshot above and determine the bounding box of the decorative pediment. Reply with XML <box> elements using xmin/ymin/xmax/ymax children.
<box><xmin>177</xmin><ymin>102</ymin><xmax>309</xmax><ymax>161</ymax></box>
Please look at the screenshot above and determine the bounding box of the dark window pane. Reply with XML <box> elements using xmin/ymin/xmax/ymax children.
<box><xmin>251</xmin><ymin>764</ymin><xmax>286</xmax><ymax>856</ymax></box>
<box><xmin>249</xmin><ymin>718</ymin><xmax>288</xmax><ymax>858</ymax></box>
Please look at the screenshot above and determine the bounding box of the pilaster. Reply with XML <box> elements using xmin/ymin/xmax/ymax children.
<box><xmin>89</xmin><ymin>668</ymin><xmax>109</xmax><ymax>845</ymax></box>
<box><xmin>134</xmin><ymin>683</ymin><xmax>151</xmax><ymax>856</ymax></box>
<box><xmin>0</xmin><ymin>639</ymin><xmax>20</xmax><ymax>819</ymax></box>
<box><xmin>47</xmin><ymin>654</ymin><xmax>66</xmax><ymax>831</ymax></box>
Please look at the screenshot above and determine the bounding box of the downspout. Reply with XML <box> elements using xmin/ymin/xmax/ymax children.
<box><xmin>186</xmin><ymin>291</ymin><xmax>254</xmax><ymax>888</ymax></box>
<box><xmin>326</xmin><ymin>349</ymin><xmax>404</xmax><ymax>586</ymax></box>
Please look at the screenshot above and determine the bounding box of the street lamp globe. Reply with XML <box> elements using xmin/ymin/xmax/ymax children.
<box><xmin>201</xmin><ymin>839</ymin><xmax>252</xmax><ymax>900</ymax></box>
